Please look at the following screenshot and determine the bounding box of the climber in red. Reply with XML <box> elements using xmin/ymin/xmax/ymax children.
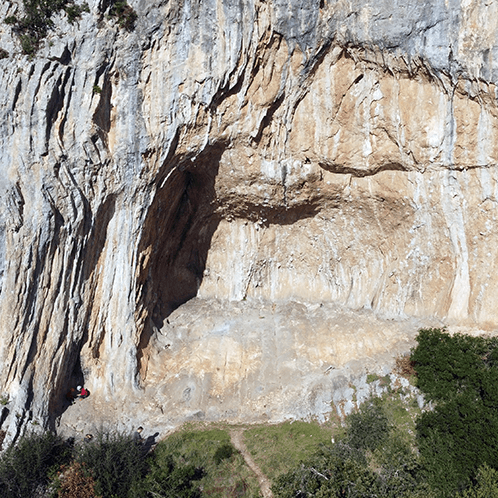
<box><xmin>77</xmin><ymin>385</ymin><xmax>90</xmax><ymax>399</ymax></box>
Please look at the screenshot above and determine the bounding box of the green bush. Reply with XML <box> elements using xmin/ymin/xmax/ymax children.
<box><xmin>108</xmin><ymin>0</ymin><xmax>137</xmax><ymax>31</ymax></box>
<box><xmin>0</xmin><ymin>431</ymin><xmax>72</xmax><ymax>498</ymax></box>
<box><xmin>411</xmin><ymin>328</ymin><xmax>498</xmax><ymax>497</ymax></box>
<box><xmin>459</xmin><ymin>464</ymin><xmax>498</xmax><ymax>498</ymax></box>
<box><xmin>411</xmin><ymin>328</ymin><xmax>498</xmax><ymax>403</ymax></box>
<box><xmin>64</xmin><ymin>2</ymin><xmax>89</xmax><ymax>23</ymax></box>
<box><xmin>143</xmin><ymin>450</ymin><xmax>204</xmax><ymax>498</ymax></box>
<box><xmin>346</xmin><ymin>397</ymin><xmax>390</xmax><ymax>452</ymax></box>
<box><xmin>272</xmin><ymin>443</ymin><xmax>375</xmax><ymax>498</ymax></box>
<box><xmin>75</xmin><ymin>430</ymin><xmax>149</xmax><ymax>498</ymax></box>
<box><xmin>273</xmin><ymin>394</ymin><xmax>427</xmax><ymax>498</ymax></box>
<box><xmin>213</xmin><ymin>442</ymin><xmax>235</xmax><ymax>464</ymax></box>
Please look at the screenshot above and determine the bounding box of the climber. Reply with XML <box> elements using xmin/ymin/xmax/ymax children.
<box><xmin>133</xmin><ymin>426</ymin><xmax>144</xmax><ymax>444</ymax></box>
<box><xmin>77</xmin><ymin>385</ymin><xmax>90</xmax><ymax>399</ymax></box>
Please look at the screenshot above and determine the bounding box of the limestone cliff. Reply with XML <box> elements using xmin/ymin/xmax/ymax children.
<box><xmin>1</xmin><ymin>0</ymin><xmax>498</xmax><ymax>442</ymax></box>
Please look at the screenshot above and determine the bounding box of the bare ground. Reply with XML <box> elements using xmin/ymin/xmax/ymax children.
<box><xmin>230</xmin><ymin>428</ymin><xmax>273</xmax><ymax>498</ymax></box>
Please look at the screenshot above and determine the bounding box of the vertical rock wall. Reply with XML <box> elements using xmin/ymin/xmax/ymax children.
<box><xmin>0</xmin><ymin>0</ymin><xmax>498</xmax><ymax>439</ymax></box>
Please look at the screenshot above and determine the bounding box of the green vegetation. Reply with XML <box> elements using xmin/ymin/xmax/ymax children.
<box><xmin>64</xmin><ymin>2</ymin><xmax>89</xmax><ymax>23</ymax></box>
<box><xmin>73</xmin><ymin>431</ymin><xmax>149</xmax><ymax>498</ymax></box>
<box><xmin>2</xmin><ymin>328</ymin><xmax>498</xmax><ymax>497</ymax></box>
<box><xmin>0</xmin><ymin>48</ymin><xmax>8</xmax><ymax>59</ymax></box>
<box><xmin>4</xmin><ymin>0</ymin><xmax>136</xmax><ymax>56</ymax></box>
<box><xmin>92</xmin><ymin>84</ymin><xmax>102</xmax><ymax>94</ymax></box>
<box><xmin>3</xmin><ymin>0</ymin><xmax>90</xmax><ymax>55</ymax></box>
<box><xmin>108</xmin><ymin>0</ymin><xmax>137</xmax><ymax>31</ymax></box>
<box><xmin>0</xmin><ymin>431</ymin><xmax>72</xmax><ymax>498</ymax></box>
<box><xmin>412</xmin><ymin>328</ymin><xmax>498</xmax><ymax>497</ymax></box>
<box><xmin>244</xmin><ymin>420</ymin><xmax>337</xmax><ymax>481</ymax></box>
<box><xmin>272</xmin><ymin>391</ymin><xmax>426</xmax><ymax>498</ymax></box>
<box><xmin>458</xmin><ymin>464</ymin><xmax>498</xmax><ymax>498</ymax></box>
<box><xmin>147</xmin><ymin>426</ymin><xmax>259</xmax><ymax>496</ymax></box>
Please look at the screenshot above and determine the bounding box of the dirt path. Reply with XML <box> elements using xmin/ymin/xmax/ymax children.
<box><xmin>230</xmin><ymin>429</ymin><xmax>273</xmax><ymax>498</ymax></box>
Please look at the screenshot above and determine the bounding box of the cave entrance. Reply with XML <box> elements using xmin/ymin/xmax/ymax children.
<box><xmin>135</xmin><ymin>144</ymin><xmax>223</xmax><ymax>349</ymax></box>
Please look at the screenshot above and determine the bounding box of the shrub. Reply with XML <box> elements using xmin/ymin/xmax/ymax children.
<box><xmin>5</xmin><ymin>0</ymin><xmax>90</xmax><ymax>54</ymax></box>
<box><xmin>0</xmin><ymin>431</ymin><xmax>72</xmax><ymax>498</ymax></box>
<box><xmin>411</xmin><ymin>328</ymin><xmax>498</xmax><ymax>497</ymax></box>
<box><xmin>410</xmin><ymin>328</ymin><xmax>498</xmax><ymax>402</ymax></box>
<box><xmin>272</xmin><ymin>442</ymin><xmax>378</xmax><ymax>498</ymax></box>
<box><xmin>394</xmin><ymin>353</ymin><xmax>416</xmax><ymax>379</ymax></box>
<box><xmin>213</xmin><ymin>442</ymin><xmax>235</xmax><ymax>464</ymax></box>
<box><xmin>346</xmin><ymin>397</ymin><xmax>390</xmax><ymax>452</ymax></box>
<box><xmin>54</xmin><ymin>461</ymin><xmax>97</xmax><ymax>498</ymax></box>
<box><xmin>459</xmin><ymin>464</ymin><xmax>498</xmax><ymax>498</ymax></box>
<box><xmin>64</xmin><ymin>2</ymin><xmax>89</xmax><ymax>23</ymax></box>
<box><xmin>144</xmin><ymin>451</ymin><xmax>204</xmax><ymax>498</ymax></box>
<box><xmin>108</xmin><ymin>0</ymin><xmax>137</xmax><ymax>31</ymax></box>
<box><xmin>75</xmin><ymin>430</ymin><xmax>149</xmax><ymax>498</ymax></box>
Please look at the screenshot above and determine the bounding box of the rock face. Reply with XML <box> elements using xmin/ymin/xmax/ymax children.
<box><xmin>1</xmin><ymin>0</ymin><xmax>498</xmax><ymax>441</ymax></box>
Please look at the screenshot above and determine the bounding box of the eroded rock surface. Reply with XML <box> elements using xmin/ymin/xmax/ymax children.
<box><xmin>1</xmin><ymin>0</ymin><xmax>498</xmax><ymax>442</ymax></box>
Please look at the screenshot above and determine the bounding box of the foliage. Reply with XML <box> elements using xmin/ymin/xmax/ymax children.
<box><xmin>272</xmin><ymin>438</ymin><xmax>425</xmax><ymax>498</ymax></box>
<box><xmin>366</xmin><ymin>373</ymin><xmax>379</xmax><ymax>383</ymax></box>
<box><xmin>65</xmin><ymin>2</ymin><xmax>89</xmax><ymax>23</ymax></box>
<box><xmin>411</xmin><ymin>328</ymin><xmax>498</xmax><ymax>402</ymax></box>
<box><xmin>213</xmin><ymin>442</ymin><xmax>235</xmax><ymax>464</ymax></box>
<box><xmin>0</xmin><ymin>431</ymin><xmax>72</xmax><ymax>498</ymax></box>
<box><xmin>411</xmin><ymin>328</ymin><xmax>498</xmax><ymax>497</ymax></box>
<box><xmin>75</xmin><ymin>430</ymin><xmax>149</xmax><ymax>498</ymax></box>
<box><xmin>459</xmin><ymin>464</ymin><xmax>498</xmax><ymax>498</ymax></box>
<box><xmin>108</xmin><ymin>0</ymin><xmax>137</xmax><ymax>31</ymax></box>
<box><xmin>142</xmin><ymin>450</ymin><xmax>204</xmax><ymax>498</ymax></box>
<box><xmin>54</xmin><ymin>461</ymin><xmax>97</xmax><ymax>498</ymax></box>
<box><xmin>394</xmin><ymin>353</ymin><xmax>416</xmax><ymax>380</ymax></box>
<box><xmin>92</xmin><ymin>85</ymin><xmax>102</xmax><ymax>94</ymax></box>
<box><xmin>4</xmin><ymin>0</ymin><xmax>90</xmax><ymax>55</ymax></box>
<box><xmin>272</xmin><ymin>444</ymin><xmax>375</xmax><ymax>498</ymax></box>
<box><xmin>151</xmin><ymin>426</ymin><xmax>258</xmax><ymax>497</ymax></box>
<box><xmin>272</xmin><ymin>392</ymin><xmax>428</xmax><ymax>498</ymax></box>
<box><xmin>345</xmin><ymin>397</ymin><xmax>390</xmax><ymax>452</ymax></box>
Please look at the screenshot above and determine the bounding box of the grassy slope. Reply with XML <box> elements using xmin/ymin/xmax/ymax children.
<box><xmin>157</xmin><ymin>381</ymin><xmax>422</xmax><ymax>497</ymax></box>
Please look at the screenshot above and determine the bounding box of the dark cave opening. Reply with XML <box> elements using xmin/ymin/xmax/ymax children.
<box><xmin>135</xmin><ymin>144</ymin><xmax>224</xmax><ymax>360</ymax></box>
